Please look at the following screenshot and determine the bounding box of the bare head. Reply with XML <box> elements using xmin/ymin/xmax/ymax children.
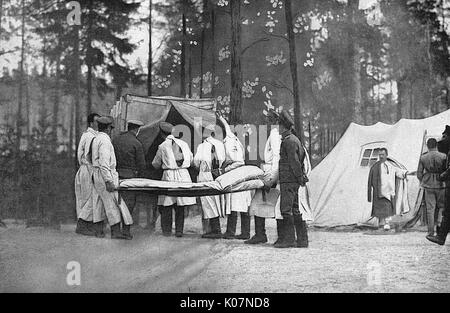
<box><xmin>87</xmin><ymin>113</ymin><xmax>100</xmax><ymax>131</ymax></box>
<box><xmin>379</xmin><ymin>148</ymin><xmax>388</xmax><ymax>162</ymax></box>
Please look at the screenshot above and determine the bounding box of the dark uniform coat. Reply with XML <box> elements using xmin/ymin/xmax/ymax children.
<box><xmin>279</xmin><ymin>129</ymin><xmax>307</xmax><ymax>216</ymax></box>
<box><xmin>112</xmin><ymin>131</ymin><xmax>146</xmax><ymax>179</ymax></box>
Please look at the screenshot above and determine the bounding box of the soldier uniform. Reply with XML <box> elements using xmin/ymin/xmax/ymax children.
<box><xmin>416</xmin><ymin>139</ymin><xmax>446</xmax><ymax>236</ymax></box>
<box><xmin>427</xmin><ymin>126</ymin><xmax>450</xmax><ymax>245</ymax></box>
<box><xmin>275</xmin><ymin>111</ymin><xmax>309</xmax><ymax>249</ymax></box>
<box><xmin>112</xmin><ymin>119</ymin><xmax>146</xmax><ymax>239</ymax></box>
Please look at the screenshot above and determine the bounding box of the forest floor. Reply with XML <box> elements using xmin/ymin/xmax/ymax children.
<box><xmin>1</xmin><ymin>216</ymin><xmax>449</xmax><ymax>293</ymax></box>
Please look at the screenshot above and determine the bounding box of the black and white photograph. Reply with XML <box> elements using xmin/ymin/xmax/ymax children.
<box><xmin>0</xmin><ymin>0</ymin><xmax>449</xmax><ymax>298</ymax></box>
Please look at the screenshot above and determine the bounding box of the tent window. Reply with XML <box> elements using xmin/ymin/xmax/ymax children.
<box><xmin>360</xmin><ymin>148</ymin><xmax>382</xmax><ymax>167</ymax></box>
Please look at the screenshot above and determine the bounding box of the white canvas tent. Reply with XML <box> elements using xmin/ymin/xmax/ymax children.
<box><xmin>309</xmin><ymin>109</ymin><xmax>450</xmax><ymax>228</ymax></box>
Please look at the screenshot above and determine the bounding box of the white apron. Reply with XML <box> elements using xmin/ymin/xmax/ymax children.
<box><xmin>152</xmin><ymin>135</ymin><xmax>196</xmax><ymax>207</ymax></box>
<box><xmin>91</xmin><ymin>133</ymin><xmax>133</xmax><ymax>225</ymax></box>
<box><xmin>220</xmin><ymin>117</ymin><xmax>252</xmax><ymax>214</ymax></box>
<box><xmin>75</xmin><ymin>128</ymin><xmax>97</xmax><ymax>220</ymax></box>
<box><xmin>194</xmin><ymin>137</ymin><xmax>226</xmax><ymax>218</ymax></box>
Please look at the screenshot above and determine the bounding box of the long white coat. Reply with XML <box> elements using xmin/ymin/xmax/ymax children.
<box><xmin>194</xmin><ymin>137</ymin><xmax>226</xmax><ymax>218</ymax></box>
<box><xmin>250</xmin><ymin>127</ymin><xmax>282</xmax><ymax>219</ymax></box>
<box><xmin>152</xmin><ymin>135</ymin><xmax>197</xmax><ymax>207</ymax></box>
<box><xmin>219</xmin><ymin>116</ymin><xmax>252</xmax><ymax>214</ymax></box>
<box><xmin>91</xmin><ymin>132</ymin><xmax>133</xmax><ymax>225</ymax></box>
<box><xmin>75</xmin><ymin>127</ymin><xmax>97</xmax><ymax>221</ymax></box>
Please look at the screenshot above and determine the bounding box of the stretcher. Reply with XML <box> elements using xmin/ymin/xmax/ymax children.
<box><xmin>117</xmin><ymin>178</ymin><xmax>265</xmax><ymax>197</ymax></box>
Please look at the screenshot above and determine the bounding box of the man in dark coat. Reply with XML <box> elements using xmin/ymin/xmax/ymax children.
<box><xmin>367</xmin><ymin>148</ymin><xmax>409</xmax><ymax>230</ymax></box>
<box><xmin>427</xmin><ymin>126</ymin><xmax>450</xmax><ymax>245</ymax></box>
<box><xmin>112</xmin><ymin>119</ymin><xmax>146</xmax><ymax>239</ymax></box>
<box><xmin>275</xmin><ymin>110</ymin><xmax>309</xmax><ymax>249</ymax></box>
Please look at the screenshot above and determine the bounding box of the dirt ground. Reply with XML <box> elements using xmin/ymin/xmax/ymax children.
<box><xmin>0</xmin><ymin>216</ymin><xmax>449</xmax><ymax>293</ymax></box>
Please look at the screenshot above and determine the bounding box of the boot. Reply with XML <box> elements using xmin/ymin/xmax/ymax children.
<box><xmin>122</xmin><ymin>224</ymin><xmax>133</xmax><ymax>240</ymax></box>
<box><xmin>160</xmin><ymin>207</ymin><xmax>173</xmax><ymax>236</ymax></box>
<box><xmin>75</xmin><ymin>219</ymin><xmax>96</xmax><ymax>236</ymax></box>
<box><xmin>294</xmin><ymin>215</ymin><xmax>309</xmax><ymax>248</ymax></box>
<box><xmin>426</xmin><ymin>216</ymin><xmax>450</xmax><ymax>246</ymax></box>
<box><xmin>273</xmin><ymin>219</ymin><xmax>283</xmax><ymax>245</ymax></box>
<box><xmin>93</xmin><ymin>221</ymin><xmax>105</xmax><ymax>238</ymax></box>
<box><xmin>223</xmin><ymin>212</ymin><xmax>237</xmax><ymax>239</ymax></box>
<box><xmin>245</xmin><ymin>216</ymin><xmax>267</xmax><ymax>244</ymax></box>
<box><xmin>202</xmin><ymin>217</ymin><xmax>222</xmax><ymax>239</ymax></box>
<box><xmin>235</xmin><ymin>213</ymin><xmax>251</xmax><ymax>240</ymax></box>
<box><xmin>274</xmin><ymin>216</ymin><xmax>296</xmax><ymax>248</ymax></box>
<box><xmin>175</xmin><ymin>206</ymin><xmax>185</xmax><ymax>237</ymax></box>
<box><xmin>110</xmin><ymin>223</ymin><xmax>130</xmax><ymax>240</ymax></box>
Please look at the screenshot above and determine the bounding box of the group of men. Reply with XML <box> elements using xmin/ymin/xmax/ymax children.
<box><xmin>367</xmin><ymin>125</ymin><xmax>450</xmax><ymax>245</ymax></box>
<box><xmin>74</xmin><ymin>108</ymin><xmax>310</xmax><ymax>248</ymax></box>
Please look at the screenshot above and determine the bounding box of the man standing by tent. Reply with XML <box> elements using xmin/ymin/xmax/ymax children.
<box><xmin>112</xmin><ymin>119</ymin><xmax>146</xmax><ymax>239</ymax></box>
<box><xmin>216</xmin><ymin>114</ymin><xmax>252</xmax><ymax>240</ymax></box>
<box><xmin>75</xmin><ymin>112</ymin><xmax>100</xmax><ymax>236</ymax></box>
<box><xmin>91</xmin><ymin>116</ymin><xmax>133</xmax><ymax>240</ymax></box>
<box><xmin>427</xmin><ymin>126</ymin><xmax>450</xmax><ymax>245</ymax></box>
<box><xmin>275</xmin><ymin>111</ymin><xmax>309</xmax><ymax>249</ymax></box>
<box><xmin>417</xmin><ymin>138</ymin><xmax>446</xmax><ymax>237</ymax></box>
<box><xmin>194</xmin><ymin>125</ymin><xmax>226</xmax><ymax>239</ymax></box>
<box><xmin>152</xmin><ymin>122</ymin><xmax>196</xmax><ymax>237</ymax></box>
<box><xmin>367</xmin><ymin>148</ymin><xmax>409</xmax><ymax>230</ymax></box>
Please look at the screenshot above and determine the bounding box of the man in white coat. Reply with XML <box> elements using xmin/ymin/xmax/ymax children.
<box><xmin>75</xmin><ymin>113</ymin><xmax>100</xmax><ymax>236</ymax></box>
<box><xmin>194</xmin><ymin>125</ymin><xmax>226</xmax><ymax>239</ymax></box>
<box><xmin>152</xmin><ymin>122</ymin><xmax>196</xmax><ymax>237</ymax></box>
<box><xmin>246</xmin><ymin>110</ymin><xmax>282</xmax><ymax>244</ymax></box>
<box><xmin>216</xmin><ymin>114</ymin><xmax>252</xmax><ymax>240</ymax></box>
<box><xmin>91</xmin><ymin>116</ymin><xmax>133</xmax><ymax>240</ymax></box>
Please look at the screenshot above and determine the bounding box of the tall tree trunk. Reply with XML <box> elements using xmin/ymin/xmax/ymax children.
<box><xmin>210</xmin><ymin>3</ymin><xmax>216</xmax><ymax>98</ymax></box>
<box><xmin>147</xmin><ymin>0</ymin><xmax>152</xmax><ymax>96</ymax></box>
<box><xmin>230</xmin><ymin>0</ymin><xmax>242</xmax><ymax>124</ymax></box>
<box><xmin>349</xmin><ymin>0</ymin><xmax>363</xmax><ymax>124</ymax></box>
<box><xmin>426</xmin><ymin>21</ymin><xmax>434</xmax><ymax>114</ymax></box>
<box><xmin>188</xmin><ymin>46</ymin><xmax>192</xmax><ymax>97</ymax></box>
<box><xmin>180</xmin><ymin>0</ymin><xmax>187</xmax><ymax>97</ymax></box>
<box><xmin>52</xmin><ymin>54</ymin><xmax>61</xmax><ymax>153</ymax></box>
<box><xmin>0</xmin><ymin>0</ymin><xmax>3</xmax><ymax>41</ymax></box>
<box><xmin>284</xmin><ymin>0</ymin><xmax>303</xmax><ymax>140</ymax></box>
<box><xmin>199</xmin><ymin>0</ymin><xmax>208</xmax><ymax>98</ymax></box>
<box><xmin>74</xmin><ymin>25</ymin><xmax>81</xmax><ymax>167</ymax></box>
<box><xmin>86</xmin><ymin>0</ymin><xmax>94</xmax><ymax>114</ymax></box>
<box><xmin>397</xmin><ymin>80</ymin><xmax>404</xmax><ymax>121</ymax></box>
<box><xmin>25</xmin><ymin>65</ymin><xmax>30</xmax><ymax>138</ymax></box>
<box><xmin>15</xmin><ymin>0</ymin><xmax>26</xmax><ymax>219</ymax></box>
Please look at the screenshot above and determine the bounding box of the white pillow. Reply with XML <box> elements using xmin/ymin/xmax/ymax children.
<box><xmin>216</xmin><ymin>165</ymin><xmax>264</xmax><ymax>189</ymax></box>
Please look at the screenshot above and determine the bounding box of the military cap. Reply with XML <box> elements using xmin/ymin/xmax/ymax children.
<box><xmin>127</xmin><ymin>119</ymin><xmax>144</xmax><ymax>127</ymax></box>
<box><xmin>159</xmin><ymin>121</ymin><xmax>174</xmax><ymax>134</ymax></box>
<box><xmin>97</xmin><ymin>116</ymin><xmax>114</xmax><ymax>126</ymax></box>
<box><xmin>279</xmin><ymin>110</ymin><xmax>294</xmax><ymax>129</ymax></box>
<box><xmin>443</xmin><ymin>125</ymin><xmax>450</xmax><ymax>136</ymax></box>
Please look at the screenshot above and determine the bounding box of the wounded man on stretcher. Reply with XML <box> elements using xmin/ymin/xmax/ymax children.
<box><xmin>117</xmin><ymin>165</ymin><xmax>266</xmax><ymax>197</ymax></box>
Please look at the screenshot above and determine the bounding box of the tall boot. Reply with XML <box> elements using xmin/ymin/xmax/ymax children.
<box><xmin>245</xmin><ymin>216</ymin><xmax>268</xmax><ymax>244</ymax></box>
<box><xmin>273</xmin><ymin>219</ymin><xmax>283</xmax><ymax>245</ymax></box>
<box><xmin>223</xmin><ymin>211</ymin><xmax>237</xmax><ymax>239</ymax></box>
<box><xmin>427</xmin><ymin>215</ymin><xmax>450</xmax><ymax>245</ymax></box>
<box><xmin>122</xmin><ymin>224</ymin><xmax>133</xmax><ymax>240</ymax></box>
<box><xmin>110</xmin><ymin>223</ymin><xmax>130</xmax><ymax>240</ymax></box>
<box><xmin>294</xmin><ymin>215</ymin><xmax>309</xmax><ymax>248</ymax></box>
<box><xmin>159</xmin><ymin>207</ymin><xmax>173</xmax><ymax>236</ymax></box>
<box><xmin>236</xmin><ymin>213</ymin><xmax>251</xmax><ymax>240</ymax></box>
<box><xmin>93</xmin><ymin>221</ymin><xmax>105</xmax><ymax>238</ymax></box>
<box><xmin>75</xmin><ymin>219</ymin><xmax>96</xmax><ymax>236</ymax></box>
<box><xmin>274</xmin><ymin>215</ymin><xmax>296</xmax><ymax>248</ymax></box>
<box><xmin>175</xmin><ymin>206</ymin><xmax>185</xmax><ymax>237</ymax></box>
<box><xmin>202</xmin><ymin>217</ymin><xmax>222</xmax><ymax>239</ymax></box>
